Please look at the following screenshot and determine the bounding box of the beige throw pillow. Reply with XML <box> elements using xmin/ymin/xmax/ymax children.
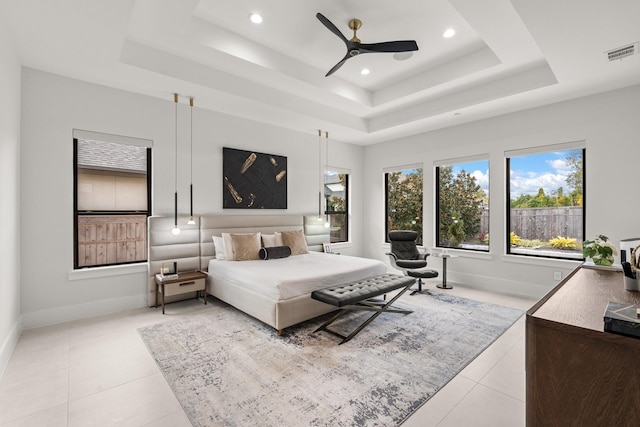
<box><xmin>222</xmin><ymin>232</ymin><xmax>261</xmax><ymax>261</ymax></box>
<box><xmin>280</xmin><ymin>229</ymin><xmax>308</xmax><ymax>255</ymax></box>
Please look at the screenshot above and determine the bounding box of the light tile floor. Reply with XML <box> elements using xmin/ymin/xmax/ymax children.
<box><xmin>0</xmin><ymin>283</ymin><xmax>537</xmax><ymax>427</ymax></box>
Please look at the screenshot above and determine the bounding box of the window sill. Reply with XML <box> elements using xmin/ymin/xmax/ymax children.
<box><xmin>68</xmin><ymin>263</ymin><xmax>147</xmax><ymax>281</ymax></box>
<box><xmin>501</xmin><ymin>254</ymin><xmax>582</xmax><ymax>269</ymax></box>
<box><xmin>431</xmin><ymin>248</ymin><xmax>493</xmax><ymax>260</ymax></box>
<box><xmin>330</xmin><ymin>242</ymin><xmax>353</xmax><ymax>250</ymax></box>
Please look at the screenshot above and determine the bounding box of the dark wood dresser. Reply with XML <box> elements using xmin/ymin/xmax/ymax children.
<box><xmin>526</xmin><ymin>265</ymin><xmax>640</xmax><ymax>426</ymax></box>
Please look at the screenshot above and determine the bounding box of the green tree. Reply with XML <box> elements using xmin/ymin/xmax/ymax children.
<box><xmin>512</xmin><ymin>188</ymin><xmax>555</xmax><ymax>208</ymax></box>
<box><xmin>438</xmin><ymin>166</ymin><xmax>484</xmax><ymax>246</ymax></box>
<box><xmin>387</xmin><ymin>169</ymin><xmax>423</xmax><ymax>243</ymax></box>
<box><xmin>565</xmin><ymin>150</ymin><xmax>583</xmax><ymax>206</ymax></box>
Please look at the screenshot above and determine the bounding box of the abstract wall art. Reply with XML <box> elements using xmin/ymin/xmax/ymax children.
<box><xmin>223</xmin><ymin>147</ymin><xmax>287</xmax><ymax>209</ymax></box>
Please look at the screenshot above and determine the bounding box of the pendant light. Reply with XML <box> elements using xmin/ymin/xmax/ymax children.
<box><xmin>171</xmin><ymin>93</ymin><xmax>181</xmax><ymax>235</ymax></box>
<box><xmin>317</xmin><ymin>129</ymin><xmax>323</xmax><ymax>221</ymax></box>
<box><xmin>324</xmin><ymin>131</ymin><xmax>330</xmax><ymax>228</ymax></box>
<box><xmin>187</xmin><ymin>97</ymin><xmax>196</xmax><ymax>225</ymax></box>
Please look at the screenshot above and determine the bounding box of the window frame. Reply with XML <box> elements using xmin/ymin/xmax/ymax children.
<box><xmin>505</xmin><ymin>143</ymin><xmax>585</xmax><ymax>261</ymax></box>
<box><xmin>73</xmin><ymin>130</ymin><xmax>153</xmax><ymax>270</ymax></box>
<box><xmin>435</xmin><ymin>156</ymin><xmax>490</xmax><ymax>252</ymax></box>
<box><xmin>384</xmin><ymin>165</ymin><xmax>424</xmax><ymax>245</ymax></box>
<box><xmin>324</xmin><ymin>169</ymin><xmax>349</xmax><ymax>244</ymax></box>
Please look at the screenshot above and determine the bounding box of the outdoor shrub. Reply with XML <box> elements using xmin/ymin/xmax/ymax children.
<box><xmin>549</xmin><ymin>236</ymin><xmax>577</xmax><ymax>249</ymax></box>
<box><xmin>520</xmin><ymin>239</ymin><xmax>543</xmax><ymax>248</ymax></box>
<box><xmin>510</xmin><ymin>231</ymin><xmax>521</xmax><ymax>246</ymax></box>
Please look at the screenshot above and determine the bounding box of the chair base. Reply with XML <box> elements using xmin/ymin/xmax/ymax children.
<box><xmin>409</xmin><ymin>278</ymin><xmax>432</xmax><ymax>295</ymax></box>
<box><xmin>406</xmin><ymin>270</ymin><xmax>438</xmax><ymax>296</ymax></box>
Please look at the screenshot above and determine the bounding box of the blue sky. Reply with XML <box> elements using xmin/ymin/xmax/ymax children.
<box><xmin>509</xmin><ymin>149</ymin><xmax>580</xmax><ymax>196</ymax></box>
<box><xmin>448</xmin><ymin>149</ymin><xmax>581</xmax><ymax>197</ymax></box>
<box><xmin>452</xmin><ymin>160</ymin><xmax>489</xmax><ymax>194</ymax></box>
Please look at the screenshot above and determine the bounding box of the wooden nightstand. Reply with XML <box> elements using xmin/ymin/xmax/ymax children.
<box><xmin>154</xmin><ymin>270</ymin><xmax>208</xmax><ymax>314</ymax></box>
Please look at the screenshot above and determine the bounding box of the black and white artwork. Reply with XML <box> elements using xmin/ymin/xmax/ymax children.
<box><xmin>223</xmin><ymin>147</ymin><xmax>287</xmax><ymax>209</ymax></box>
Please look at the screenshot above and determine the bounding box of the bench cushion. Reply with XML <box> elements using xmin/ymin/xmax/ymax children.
<box><xmin>311</xmin><ymin>273</ymin><xmax>415</xmax><ymax>308</ymax></box>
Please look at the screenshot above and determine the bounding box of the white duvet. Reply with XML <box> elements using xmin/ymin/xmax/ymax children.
<box><xmin>208</xmin><ymin>251</ymin><xmax>387</xmax><ymax>301</ymax></box>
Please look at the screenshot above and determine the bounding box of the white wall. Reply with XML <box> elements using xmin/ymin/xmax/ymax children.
<box><xmin>17</xmin><ymin>66</ymin><xmax>640</xmax><ymax>326</ymax></box>
<box><xmin>19</xmin><ymin>68</ymin><xmax>364</xmax><ymax>328</ymax></box>
<box><xmin>363</xmin><ymin>85</ymin><xmax>640</xmax><ymax>298</ymax></box>
<box><xmin>0</xmin><ymin>25</ymin><xmax>22</xmax><ymax>375</ymax></box>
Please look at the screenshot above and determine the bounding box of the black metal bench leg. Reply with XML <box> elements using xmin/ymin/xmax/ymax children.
<box><xmin>314</xmin><ymin>284</ymin><xmax>413</xmax><ymax>344</ymax></box>
<box><xmin>313</xmin><ymin>309</ymin><xmax>349</xmax><ymax>335</ymax></box>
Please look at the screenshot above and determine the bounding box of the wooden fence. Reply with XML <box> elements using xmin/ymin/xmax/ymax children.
<box><xmin>477</xmin><ymin>207</ymin><xmax>582</xmax><ymax>242</ymax></box>
<box><xmin>77</xmin><ymin>215</ymin><xmax>147</xmax><ymax>267</ymax></box>
<box><xmin>510</xmin><ymin>207</ymin><xmax>582</xmax><ymax>241</ymax></box>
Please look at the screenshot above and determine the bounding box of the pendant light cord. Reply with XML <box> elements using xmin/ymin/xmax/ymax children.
<box><xmin>190</xmin><ymin>98</ymin><xmax>193</xmax><ymax>186</ymax></box>
<box><xmin>174</xmin><ymin>94</ymin><xmax>178</xmax><ymax>194</ymax></box>
<box><xmin>188</xmin><ymin>97</ymin><xmax>195</xmax><ymax>224</ymax></box>
<box><xmin>318</xmin><ymin>129</ymin><xmax>322</xmax><ymax>218</ymax></box>
<box><xmin>172</xmin><ymin>93</ymin><xmax>180</xmax><ymax>235</ymax></box>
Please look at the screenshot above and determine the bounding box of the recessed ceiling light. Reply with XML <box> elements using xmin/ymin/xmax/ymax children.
<box><xmin>443</xmin><ymin>28</ymin><xmax>456</xmax><ymax>38</ymax></box>
<box><xmin>393</xmin><ymin>52</ymin><xmax>413</xmax><ymax>61</ymax></box>
<box><xmin>249</xmin><ymin>13</ymin><xmax>263</xmax><ymax>24</ymax></box>
<box><xmin>360</xmin><ymin>68</ymin><xmax>370</xmax><ymax>75</ymax></box>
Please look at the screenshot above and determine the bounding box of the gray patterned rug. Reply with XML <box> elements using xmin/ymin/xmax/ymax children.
<box><xmin>138</xmin><ymin>292</ymin><xmax>523</xmax><ymax>427</ymax></box>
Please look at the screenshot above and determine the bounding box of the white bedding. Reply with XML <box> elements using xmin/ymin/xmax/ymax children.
<box><xmin>208</xmin><ymin>251</ymin><xmax>387</xmax><ymax>301</ymax></box>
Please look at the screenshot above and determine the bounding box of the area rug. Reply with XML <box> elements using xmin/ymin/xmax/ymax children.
<box><xmin>138</xmin><ymin>292</ymin><xmax>523</xmax><ymax>427</ymax></box>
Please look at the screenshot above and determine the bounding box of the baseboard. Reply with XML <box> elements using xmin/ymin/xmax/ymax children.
<box><xmin>0</xmin><ymin>318</ymin><xmax>23</xmax><ymax>380</ymax></box>
<box><xmin>446</xmin><ymin>270</ymin><xmax>551</xmax><ymax>299</ymax></box>
<box><xmin>21</xmin><ymin>294</ymin><xmax>147</xmax><ymax>330</ymax></box>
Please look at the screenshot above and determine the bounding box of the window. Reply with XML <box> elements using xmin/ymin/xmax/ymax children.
<box><xmin>73</xmin><ymin>131</ymin><xmax>152</xmax><ymax>269</ymax></box>
<box><xmin>506</xmin><ymin>145</ymin><xmax>584</xmax><ymax>260</ymax></box>
<box><xmin>324</xmin><ymin>170</ymin><xmax>349</xmax><ymax>243</ymax></box>
<box><xmin>436</xmin><ymin>158</ymin><xmax>489</xmax><ymax>251</ymax></box>
<box><xmin>385</xmin><ymin>167</ymin><xmax>423</xmax><ymax>245</ymax></box>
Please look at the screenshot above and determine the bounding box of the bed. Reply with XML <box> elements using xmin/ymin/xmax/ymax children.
<box><xmin>148</xmin><ymin>214</ymin><xmax>388</xmax><ymax>333</ymax></box>
<box><xmin>198</xmin><ymin>215</ymin><xmax>387</xmax><ymax>334</ymax></box>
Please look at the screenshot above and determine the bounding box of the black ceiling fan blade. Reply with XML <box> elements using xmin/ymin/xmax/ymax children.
<box><xmin>358</xmin><ymin>40</ymin><xmax>419</xmax><ymax>54</ymax></box>
<box><xmin>316</xmin><ymin>13</ymin><xmax>348</xmax><ymax>44</ymax></box>
<box><xmin>325</xmin><ymin>53</ymin><xmax>351</xmax><ymax>77</ymax></box>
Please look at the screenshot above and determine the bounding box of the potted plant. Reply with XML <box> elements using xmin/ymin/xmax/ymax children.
<box><xmin>583</xmin><ymin>235</ymin><xmax>617</xmax><ymax>266</ymax></box>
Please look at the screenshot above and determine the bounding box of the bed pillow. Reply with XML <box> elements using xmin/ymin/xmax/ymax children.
<box><xmin>262</xmin><ymin>232</ymin><xmax>284</xmax><ymax>248</ymax></box>
<box><xmin>280</xmin><ymin>229</ymin><xmax>308</xmax><ymax>255</ymax></box>
<box><xmin>212</xmin><ymin>235</ymin><xmax>226</xmax><ymax>260</ymax></box>
<box><xmin>258</xmin><ymin>245</ymin><xmax>292</xmax><ymax>260</ymax></box>
<box><xmin>229</xmin><ymin>232</ymin><xmax>262</xmax><ymax>261</ymax></box>
<box><xmin>221</xmin><ymin>233</ymin><xmax>235</xmax><ymax>260</ymax></box>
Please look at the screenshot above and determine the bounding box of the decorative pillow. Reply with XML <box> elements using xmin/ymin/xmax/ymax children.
<box><xmin>221</xmin><ymin>233</ymin><xmax>235</xmax><ymax>260</ymax></box>
<box><xmin>229</xmin><ymin>233</ymin><xmax>261</xmax><ymax>261</ymax></box>
<box><xmin>274</xmin><ymin>232</ymin><xmax>283</xmax><ymax>246</ymax></box>
<box><xmin>280</xmin><ymin>229</ymin><xmax>308</xmax><ymax>255</ymax></box>
<box><xmin>212</xmin><ymin>236</ymin><xmax>226</xmax><ymax>260</ymax></box>
<box><xmin>258</xmin><ymin>245</ymin><xmax>292</xmax><ymax>260</ymax></box>
<box><xmin>262</xmin><ymin>233</ymin><xmax>284</xmax><ymax>248</ymax></box>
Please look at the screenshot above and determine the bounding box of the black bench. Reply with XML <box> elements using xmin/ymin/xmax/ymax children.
<box><xmin>311</xmin><ymin>273</ymin><xmax>415</xmax><ymax>344</ymax></box>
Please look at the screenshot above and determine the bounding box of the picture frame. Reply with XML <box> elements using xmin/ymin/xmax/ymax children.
<box><xmin>323</xmin><ymin>243</ymin><xmax>332</xmax><ymax>254</ymax></box>
<box><xmin>223</xmin><ymin>147</ymin><xmax>288</xmax><ymax>209</ymax></box>
<box><xmin>161</xmin><ymin>261</ymin><xmax>178</xmax><ymax>278</ymax></box>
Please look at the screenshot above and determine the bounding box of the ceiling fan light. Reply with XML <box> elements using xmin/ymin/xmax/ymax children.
<box><xmin>249</xmin><ymin>13</ymin><xmax>263</xmax><ymax>24</ymax></box>
<box><xmin>393</xmin><ymin>52</ymin><xmax>413</xmax><ymax>61</ymax></box>
<box><xmin>443</xmin><ymin>28</ymin><xmax>456</xmax><ymax>38</ymax></box>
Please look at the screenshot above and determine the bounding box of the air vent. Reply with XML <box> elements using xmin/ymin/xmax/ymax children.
<box><xmin>606</xmin><ymin>42</ymin><xmax>638</xmax><ymax>61</ymax></box>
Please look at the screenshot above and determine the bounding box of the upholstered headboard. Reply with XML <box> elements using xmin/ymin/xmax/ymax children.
<box><xmin>146</xmin><ymin>214</ymin><xmax>329</xmax><ymax>307</ymax></box>
<box><xmin>199</xmin><ymin>214</ymin><xmax>329</xmax><ymax>270</ymax></box>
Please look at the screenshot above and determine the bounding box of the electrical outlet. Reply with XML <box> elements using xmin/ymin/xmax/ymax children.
<box><xmin>553</xmin><ymin>271</ymin><xmax>562</xmax><ymax>281</ymax></box>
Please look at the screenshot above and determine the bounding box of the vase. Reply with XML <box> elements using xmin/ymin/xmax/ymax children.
<box><xmin>592</xmin><ymin>255</ymin><xmax>614</xmax><ymax>266</ymax></box>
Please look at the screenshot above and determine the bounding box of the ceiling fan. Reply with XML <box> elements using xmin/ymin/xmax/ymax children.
<box><xmin>316</xmin><ymin>12</ymin><xmax>419</xmax><ymax>77</ymax></box>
